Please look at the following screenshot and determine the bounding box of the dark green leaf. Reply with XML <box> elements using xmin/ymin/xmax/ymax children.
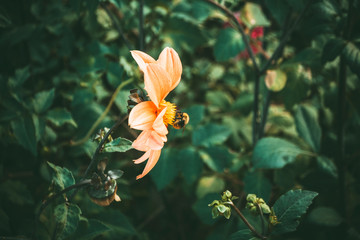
<box><xmin>46</xmin><ymin>108</ymin><xmax>77</xmax><ymax>127</ymax></box>
<box><xmin>273</xmin><ymin>189</ymin><xmax>318</xmax><ymax>234</ymax></box>
<box><xmin>192</xmin><ymin>193</ymin><xmax>219</xmax><ymax>225</ymax></box>
<box><xmin>295</xmin><ymin>105</ymin><xmax>321</xmax><ymax>152</ymax></box>
<box><xmin>201</xmin><ymin>146</ymin><xmax>235</xmax><ymax>172</ymax></box>
<box><xmin>342</xmin><ymin>42</ymin><xmax>360</xmax><ymax>77</ymax></box>
<box><xmin>244</xmin><ymin>171</ymin><xmax>272</xmax><ymax>202</ymax></box>
<box><xmin>32</xmin><ymin>88</ymin><xmax>55</xmax><ymax>114</ymax></box>
<box><xmin>0</xmin><ymin>208</ymin><xmax>10</xmax><ymax>234</ymax></box>
<box><xmin>321</xmin><ymin>38</ymin><xmax>346</xmax><ymax>64</ymax></box>
<box><xmin>96</xmin><ymin>209</ymin><xmax>137</xmax><ymax>236</ymax></box>
<box><xmin>192</xmin><ymin>123</ymin><xmax>231</xmax><ymax>147</ymax></box>
<box><xmin>253</xmin><ymin>137</ymin><xmax>306</xmax><ymax>169</ymax></box>
<box><xmin>47</xmin><ymin>162</ymin><xmax>75</xmax><ymax>191</ymax></box>
<box><xmin>214</xmin><ymin>28</ymin><xmax>245</xmax><ymax>62</ymax></box>
<box><xmin>316</xmin><ymin>156</ymin><xmax>338</xmax><ymax>178</ymax></box>
<box><xmin>229</xmin><ymin>229</ymin><xmax>253</xmax><ymax>240</ymax></box>
<box><xmin>103</xmin><ymin>137</ymin><xmax>133</xmax><ymax>153</ymax></box>
<box><xmin>8</xmin><ymin>66</ymin><xmax>30</xmax><ymax>89</ymax></box>
<box><xmin>0</xmin><ymin>180</ymin><xmax>34</xmax><ymax>205</ymax></box>
<box><xmin>11</xmin><ymin>116</ymin><xmax>37</xmax><ymax>156</ymax></box>
<box><xmin>178</xmin><ymin>147</ymin><xmax>203</xmax><ymax>184</ymax></box>
<box><xmin>308</xmin><ymin>207</ymin><xmax>342</xmax><ymax>227</ymax></box>
<box><xmin>54</xmin><ymin>203</ymin><xmax>82</xmax><ymax>240</ymax></box>
<box><xmin>71</xmin><ymin>219</ymin><xmax>110</xmax><ymax>240</ymax></box>
<box><xmin>264</xmin><ymin>0</ymin><xmax>289</xmax><ymax>26</ymax></box>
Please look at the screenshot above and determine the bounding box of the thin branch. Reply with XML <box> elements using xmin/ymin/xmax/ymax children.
<box><xmin>71</xmin><ymin>78</ymin><xmax>133</xmax><ymax>146</ymax></box>
<box><xmin>100</xmin><ymin>2</ymin><xmax>133</xmax><ymax>50</ymax></box>
<box><xmin>259</xmin><ymin>87</ymin><xmax>271</xmax><ymax>139</ymax></box>
<box><xmin>229</xmin><ymin>201</ymin><xmax>267</xmax><ymax>240</ymax></box>
<box><xmin>203</xmin><ymin>0</ymin><xmax>260</xmax><ymax>73</ymax></box>
<box><xmin>252</xmin><ymin>73</ymin><xmax>261</xmax><ymax>145</ymax></box>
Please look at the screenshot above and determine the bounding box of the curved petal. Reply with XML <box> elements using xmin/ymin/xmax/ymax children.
<box><xmin>144</xmin><ymin>63</ymin><xmax>172</xmax><ymax>108</ymax></box>
<box><xmin>152</xmin><ymin>107</ymin><xmax>168</xmax><ymax>136</ymax></box>
<box><xmin>133</xmin><ymin>150</ymin><xmax>151</xmax><ymax>164</ymax></box>
<box><xmin>136</xmin><ymin>149</ymin><xmax>162</xmax><ymax>180</ymax></box>
<box><xmin>132</xmin><ymin>130</ymin><xmax>151</xmax><ymax>151</ymax></box>
<box><xmin>157</xmin><ymin>47</ymin><xmax>182</xmax><ymax>91</ymax></box>
<box><xmin>130</xmin><ymin>50</ymin><xmax>156</xmax><ymax>72</ymax></box>
<box><xmin>145</xmin><ymin>130</ymin><xmax>165</xmax><ymax>150</ymax></box>
<box><xmin>128</xmin><ymin>101</ymin><xmax>157</xmax><ymax>131</ymax></box>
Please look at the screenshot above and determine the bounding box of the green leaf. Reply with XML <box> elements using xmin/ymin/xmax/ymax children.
<box><xmin>342</xmin><ymin>42</ymin><xmax>360</xmax><ymax>77</ymax></box>
<box><xmin>32</xmin><ymin>88</ymin><xmax>55</xmax><ymax>114</ymax></box>
<box><xmin>46</xmin><ymin>108</ymin><xmax>77</xmax><ymax>127</ymax></box>
<box><xmin>201</xmin><ymin>146</ymin><xmax>235</xmax><ymax>172</ymax></box>
<box><xmin>47</xmin><ymin>162</ymin><xmax>75</xmax><ymax>191</ymax></box>
<box><xmin>264</xmin><ymin>0</ymin><xmax>289</xmax><ymax>26</ymax></box>
<box><xmin>150</xmin><ymin>148</ymin><xmax>179</xmax><ymax>190</ymax></box>
<box><xmin>229</xmin><ymin>229</ymin><xmax>253</xmax><ymax>240</ymax></box>
<box><xmin>8</xmin><ymin>66</ymin><xmax>30</xmax><ymax>89</ymax></box>
<box><xmin>54</xmin><ymin>203</ymin><xmax>82</xmax><ymax>240</ymax></box>
<box><xmin>0</xmin><ymin>208</ymin><xmax>10</xmax><ymax>234</ymax></box>
<box><xmin>316</xmin><ymin>156</ymin><xmax>338</xmax><ymax>178</ymax></box>
<box><xmin>71</xmin><ymin>219</ymin><xmax>110</xmax><ymax>240</ymax></box>
<box><xmin>242</xmin><ymin>3</ymin><xmax>270</xmax><ymax>28</ymax></box>
<box><xmin>196</xmin><ymin>175</ymin><xmax>225</xmax><ymax>199</ymax></box>
<box><xmin>0</xmin><ymin>180</ymin><xmax>34</xmax><ymax>205</ymax></box>
<box><xmin>295</xmin><ymin>105</ymin><xmax>321</xmax><ymax>152</ymax></box>
<box><xmin>232</xmin><ymin>92</ymin><xmax>253</xmax><ymax>115</ymax></box>
<box><xmin>178</xmin><ymin>147</ymin><xmax>203</xmax><ymax>184</ymax></box>
<box><xmin>11</xmin><ymin>116</ymin><xmax>37</xmax><ymax>156</ymax></box>
<box><xmin>253</xmin><ymin>137</ymin><xmax>306</xmax><ymax>169</ymax></box>
<box><xmin>206</xmin><ymin>90</ymin><xmax>233</xmax><ymax>109</ymax></box>
<box><xmin>244</xmin><ymin>171</ymin><xmax>272</xmax><ymax>202</ymax></box>
<box><xmin>103</xmin><ymin>137</ymin><xmax>133</xmax><ymax>153</ymax></box>
<box><xmin>214</xmin><ymin>28</ymin><xmax>245</xmax><ymax>62</ymax></box>
<box><xmin>272</xmin><ymin>189</ymin><xmax>318</xmax><ymax>234</ymax></box>
<box><xmin>192</xmin><ymin>123</ymin><xmax>231</xmax><ymax>147</ymax></box>
<box><xmin>192</xmin><ymin>193</ymin><xmax>219</xmax><ymax>225</ymax></box>
<box><xmin>265</xmin><ymin>69</ymin><xmax>287</xmax><ymax>92</ymax></box>
<box><xmin>308</xmin><ymin>207</ymin><xmax>342</xmax><ymax>227</ymax></box>
<box><xmin>96</xmin><ymin>209</ymin><xmax>137</xmax><ymax>236</ymax></box>
<box><xmin>321</xmin><ymin>38</ymin><xmax>346</xmax><ymax>64</ymax></box>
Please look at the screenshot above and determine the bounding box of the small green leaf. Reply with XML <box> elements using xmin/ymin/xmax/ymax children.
<box><xmin>316</xmin><ymin>156</ymin><xmax>338</xmax><ymax>178</ymax></box>
<box><xmin>32</xmin><ymin>88</ymin><xmax>55</xmax><ymax>114</ymax></box>
<box><xmin>295</xmin><ymin>105</ymin><xmax>321</xmax><ymax>152</ymax></box>
<box><xmin>103</xmin><ymin>137</ymin><xmax>133</xmax><ymax>153</ymax></box>
<box><xmin>214</xmin><ymin>28</ymin><xmax>245</xmax><ymax>62</ymax></box>
<box><xmin>244</xmin><ymin>171</ymin><xmax>272</xmax><ymax>202</ymax></box>
<box><xmin>321</xmin><ymin>38</ymin><xmax>346</xmax><ymax>64</ymax></box>
<box><xmin>272</xmin><ymin>189</ymin><xmax>318</xmax><ymax>234</ymax></box>
<box><xmin>11</xmin><ymin>116</ymin><xmax>37</xmax><ymax>156</ymax></box>
<box><xmin>201</xmin><ymin>146</ymin><xmax>235</xmax><ymax>172</ymax></box>
<box><xmin>342</xmin><ymin>42</ymin><xmax>360</xmax><ymax>77</ymax></box>
<box><xmin>308</xmin><ymin>207</ymin><xmax>342</xmax><ymax>227</ymax></box>
<box><xmin>54</xmin><ymin>203</ymin><xmax>82</xmax><ymax>240</ymax></box>
<box><xmin>229</xmin><ymin>229</ymin><xmax>253</xmax><ymax>240</ymax></box>
<box><xmin>46</xmin><ymin>108</ymin><xmax>77</xmax><ymax>127</ymax></box>
<box><xmin>192</xmin><ymin>123</ymin><xmax>231</xmax><ymax>147</ymax></box>
<box><xmin>253</xmin><ymin>137</ymin><xmax>307</xmax><ymax>169</ymax></box>
<box><xmin>47</xmin><ymin>162</ymin><xmax>75</xmax><ymax>191</ymax></box>
<box><xmin>8</xmin><ymin>66</ymin><xmax>30</xmax><ymax>89</ymax></box>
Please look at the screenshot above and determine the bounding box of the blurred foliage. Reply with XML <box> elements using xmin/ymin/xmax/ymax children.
<box><xmin>0</xmin><ymin>0</ymin><xmax>360</xmax><ymax>239</ymax></box>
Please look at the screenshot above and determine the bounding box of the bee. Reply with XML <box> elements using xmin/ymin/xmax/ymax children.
<box><xmin>173</xmin><ymin>111</ymin><xmax>190</xmax><ymax>129</ymax></box>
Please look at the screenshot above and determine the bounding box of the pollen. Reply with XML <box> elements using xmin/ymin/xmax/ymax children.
<box><xmin>159</xmin><ymin>100</ymin><xmax>177</xmax><ymax>126</ymax></box>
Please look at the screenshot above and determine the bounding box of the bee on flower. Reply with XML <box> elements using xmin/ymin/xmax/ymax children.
<box><xmin>128</xmin><ymin>47</ymin><xmax>189</xmax><ymax>180</ymax></box>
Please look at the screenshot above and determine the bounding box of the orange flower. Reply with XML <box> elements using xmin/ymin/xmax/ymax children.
<box><xmin>129</xmin><ymin>47</ymin><xmax>183</xmax><ymax>180</ymax></box>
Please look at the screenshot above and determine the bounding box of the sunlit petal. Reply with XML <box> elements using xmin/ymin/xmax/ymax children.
<box><xmin>145</xmin><ymin>130</ymin><xmax>165</xmax><ymax>150</ymax></box>
<box><xmin>152</xmin><ymin>107</ymin><xmax>168</xmax><ymax>136</ymax></box>
<box><xmin>128</xmin><ymin>101</ymin><xmax>157</xmax><ymax>130</ymax></box>
<box><xmin>130</xmin><ymin>50</ymin><xmax>156</xmax><ymax>72</ymax></box>
<box><xmin>132</xmin><ymin>130</ymin><xmax>151</xmax><ymax>152</ymax></box>
<box><xmin>136</xmin><ymin>149</ymin><xmax>161</xmax><ymax>180</ymax></box>
<box><xmin>144</xmin><ymin>63</ymin><xmax>172</xmax><ymax>108</ymax></box>
<box><xmin>133</xmin><ymin>150</ymin><xmax>151</xmax><ymax>164</ymax></box>
<box><xmin>157</xmin><ymin>47</ymin><xmax>182</xmax><ymax>91</ymax></box>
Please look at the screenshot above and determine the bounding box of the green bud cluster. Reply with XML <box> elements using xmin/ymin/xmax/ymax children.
<box><xmin>208</xmin><ymin>190</ymin><xmax>239</xmax><ymax>220</ymax></box>
<box><xmin>245</xmin><ymin>194</ymin><xmax>271</xmax><ymax>214</ymax></box>
<box><xmin>93</xmin><ymin>127</ymin><xmax>113</xmax><ymax>143</ymax></box>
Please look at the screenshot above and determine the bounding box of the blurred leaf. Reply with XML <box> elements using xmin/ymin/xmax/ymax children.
<box><xmin>316</xmin><ymin>156</ymin><xmax>338</xmax><ymax>178</ymax></box>
<box><xmin>214</xmin><ymin>28</ymin><xmax>245</xmax><ymax>62</ymax></box>
<box><xmin>206</xmin><ymin>90</ymin><xmax>233</xmax><ymax>109</ymax></box>
<box><xmin>201</xmin><ymin>146</ymin><xmax>235</xmax><ymax>172</ymax></box>
<box><xmin>196</xmin><ymin>175</ymin><xmax>225</xmax><ymax>199</ymax></box>
<box><xmin>96</xmin><ymin>210</ymin><xmax>137</xmax><ymax>236</ymax></box>
<box><xmin>263</xmin><ymin>0</ymin><xmax>289</xmax><ymax>26</ymax></box>
<box><xmin>242</xmin><ymin>3</ymin><xmax>270</xmax><ymax>28</ymax></box>
<box><xmin>103</xmin><ymin>137</ymin><xmax>133</xmax><ymax>153</ymax></box>
<box><xmin>178</xmin><ymin>147</ymin><xmax>203</xmax><ymax>185</ymax></box>
<box><xmin>32</xmin><ymin>88</ymin><xmax>55</xmax><ymax>114</ymax></box>
<box><xmin>342</xmin><ymin>42</ymin><xmax>360</xmax><ymax>77</ymax></box>
<box><xmin>229</xmin><ymin>229</ymin><xmax>253</xmax><ymax>240</ymax></box>
<box><xmin>150</xmin><ymin>148</ymin><xmax>179</xmax><ymax>190</ymax></box>
<box><xmin>8</xmin><ymin>66</ymin><xmax>30</xmax><ymax>89</ymax></box>
<box><xmin>295</xmin><ymin>105</ymin><xmax>321</xmax><ymax>152</ymax></box>
<box><xmin>321</xmin><ymin>38</ymin><xmax>346</xmax><ymax>64</ymax></box>
<box><xmin>0</xmin><ymin>180</ymin><xmax>34</xmax><ymax>205</ymax></box>
<box><xmin>244</xmin><ymin>171</ymin><xmax>272</xmax><ymax>202</ymax></box>
<box><xmin>11</xmin><ymin>116</ymin><xmax>37</xmax><ymax>156</ymax></box>
<box><xmin>192</xmin><ymin>193</ymin><xmax>219</xmax><ymax>225</ymax></box>
<box><xmin>54</xmin><ymin>203</ymin><xmax>81</xmax><ymax>240</ymax></box>
<box><xmin>308</xmin><ymin>207</ymin><xmax>342</xmax><ymax>227</ymax></box>
<box><xmin>71</xmin><ymin>218</ymin><xmax>110</xmax><ymax>240</ymax></box>
<box><xmin>272</xmin><ymin>189</ymin><xmax>318</xmax><ymax>234</ymax></box>
<box><xmin>265</xmin><ymin>69</ymin><xmax>287</xmax><ymax>92</ymax></box>
<box><xmin>0</xmin><ymin>208</ymin><xmax>10</xmax><ymax>234</ymax></box>
<box><xmin>46</xmin><ymin>108</ymin><xmax>77</xmax><ymax>127</ymax></box>
<box><xmin>232</xmin><ymin>92</ymin><xmax>253</xmax><ymax>115</ymax></box>
<box><xmin>47</xmin><ymin>162</ymin><xmax>75</xmax><ymax>191</ymax></box>
<box><xmin>253</xmin><ymin>137</ymin><xmax>307</xmax><ymax>169</ymax></box>
<box><xmin>183</xmin><ymin>104</ymin><xmax>205</xmax><ymax>127</ymax></box>
<box><xmin>192</xmin><ymin>123</ymin><xmax>231</xmax><ymax>147</ymax></box>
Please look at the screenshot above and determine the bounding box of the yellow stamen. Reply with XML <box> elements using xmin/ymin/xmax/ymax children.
<box><xmin>159</xmin><ymin>100</ymin><xmax>177</xmax><ymax>126</ymax></box>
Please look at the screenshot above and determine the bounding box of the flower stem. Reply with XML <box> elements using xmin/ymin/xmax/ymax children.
<box><xmin>228</xmin><ymin>201</ymin><xmax>267</xmax><ymax>240</ymax></box>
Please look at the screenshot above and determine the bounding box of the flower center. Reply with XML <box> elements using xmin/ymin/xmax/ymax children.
<box><xmin>159</xmin><ymin>100</ymin><xmax>177</xmax><ymax>126</ymax></box>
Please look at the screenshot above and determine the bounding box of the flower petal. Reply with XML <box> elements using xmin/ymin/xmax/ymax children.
<box><xmin>132</xmin><ymin>130</ymin><xmax>151</xmax><ymax>152</ymax></box>
<box><xmin>130</xmin><ymin>50</ymin><xmax>156</xmax><ymax>72</ymax></box>
<box><xmin>133</xmin><ymin>150</ymin><xmax>151</xmax><ymax>164</ymax></box>
<box><xmin>128</xmin><ymin>101</ymin><xmax>157</xmax><ymax>131</ymax></box>
<box><xmin>152</xmin><ymin>107</ymin><xmax>168</xmax><ymax>136</ymax></box>
<box><xmin>136</xmin><ymin>149</ymin><xmax>161</xmax><ymax>180</ymax></box>
<box><xmin>145</xmin><ymin>131</ymin><xmax>165</xmax><ymax>150</ymax></box>
<box><xmin>157</xmin><ymin>47</ymin><xmax>182</xmax><ymax>91</ymax></box>
<box><xmin>144</xmin><ymin>63</ymin><xmax>172</xmax><ymax>108</ymax></box>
